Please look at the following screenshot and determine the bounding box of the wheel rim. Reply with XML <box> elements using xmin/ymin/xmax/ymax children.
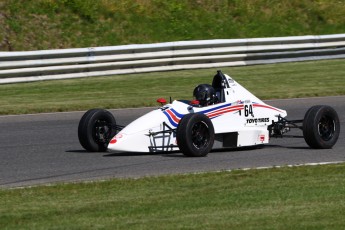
<box><xmin>191</xmin><ymin>121</ymin><xmax>210</xmax><ymax>149</ymax></box>
<box><xmin>318</xmin><ymin>115</ymin><xmax>335</xmax><ymax>141</ymax></box>
<box><xmin>93</xmin><ymin>119</ymin><xmax>112</xmax><ymax>144</ymax></box>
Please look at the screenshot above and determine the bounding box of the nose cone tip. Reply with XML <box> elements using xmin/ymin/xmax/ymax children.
<box><xmin>107</xmin><ymin>134</ymin><xmax>125</xmax><ymax>151</ymax></box>
<box><xmin>107</xmin><ymin>133</ymin><xmax>150</xmax><ymax>153</ymax></box>
<box><xmin>109</xmin><ymin>133</ymin><xmax>124</xmax><ymax>145</ymax></box>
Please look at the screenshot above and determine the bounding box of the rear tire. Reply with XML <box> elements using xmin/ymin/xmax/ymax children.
<box><xmin>78</xmin><ymin>109</ymin><xmax>117</xmax><ymax>152</ymax></box>
<box><xmin>176</xmin><ymin>113</ymin><xmax>215</xmax><ymax>157</ymax></box>
<box><xmin>303</xmin><ymin>105</ymin><xmax>340</xmax><ymax>149</ymax></box>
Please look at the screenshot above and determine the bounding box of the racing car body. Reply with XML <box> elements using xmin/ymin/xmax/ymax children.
<box><xmin>78</xmin><ymin>70</ymin><xmax>340</xmax><ymax>156</ymax></box>
<box><xmin>107</xmin><ymin>72</ymin><xmax>286</xmax><ymax>153</ymax></box>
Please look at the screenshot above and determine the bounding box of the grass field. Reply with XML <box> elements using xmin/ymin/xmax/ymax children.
<box><xmin>1</xmin><ymin>163</ymin><xmax>345</xmax><ymax>229</ymax></box>
<box><xmin>0</xmin><ymin>59</ymin><xmax>344</xmax><ymax>115</ymax></box>
<box><xmin>1</xmin><ymin>0</ymin><xmax>345</xmax><ymax>51</ymax></box>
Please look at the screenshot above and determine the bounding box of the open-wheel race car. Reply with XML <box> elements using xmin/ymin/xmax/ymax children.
<box><xmin>78</xmin><ymin>70</ymin><xmax>340</xmax><ymax>157</ymax></box>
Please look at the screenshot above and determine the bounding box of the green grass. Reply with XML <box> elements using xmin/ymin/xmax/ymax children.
<box><xmin>1</xmin><ymin>0</ymin><xmax>345</xmax><ymax>51</ymax></box>
<box><xmin>0</xmin><ymin>59</ymin><xmax>344</xmax><ymax>115</ymax></box>
<box><xmin>1</xmin><ymin>164</ymin><xmax>345</xmax><ymax>229</ymax></box>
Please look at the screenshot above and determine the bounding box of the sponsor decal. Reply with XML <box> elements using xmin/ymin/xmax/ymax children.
<box><xmin>109</xmin><ymin>133</ymin><xmax>123</xmax><ymax>144</ymax></box>
<box><xmin>115</xmin><ymin>134</ymin><xmax>123</xmax><ymax>139</ymax></box>
<box><xmin>109</xmin><ymin>139</ymin><xmax>117</xmax><ymax>144</ymax></box>
<box><xmin>246</xmin><ymin>117</ymin><xmax>270</xmax><ymax>124</ymax></box>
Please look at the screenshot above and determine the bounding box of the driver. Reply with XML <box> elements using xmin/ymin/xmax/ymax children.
<box><xmin>193</xmin><ymin>84</ymin><xmax>218</xmax><ymax>106</ymax></box>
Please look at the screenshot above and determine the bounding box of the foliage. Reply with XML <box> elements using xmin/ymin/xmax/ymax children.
<box><xmin>0</xmin><ymin>0</ymin><xmax>345</xmax><ymax>51</ymax></box>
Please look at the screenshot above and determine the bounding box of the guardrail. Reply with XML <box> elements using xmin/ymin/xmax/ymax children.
<box><xmin>1</xmin><ymin>34</ymin><xmax>345</xmax><ymax>84</ymax></box>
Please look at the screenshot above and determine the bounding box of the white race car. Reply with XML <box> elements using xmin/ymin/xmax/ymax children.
<box><xmin>78</xmin><ymin>70</ymin><xmax>340</xmax><ymax>157</ymax></box>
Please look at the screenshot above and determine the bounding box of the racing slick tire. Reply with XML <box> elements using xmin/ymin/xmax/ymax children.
<box><xmin>303</xmin><ymin>105</ymin><xmax>340</xmax><ymax>149</ymax></box>
<box><xmin>176</xmin><ymin>113</ymin><xmax>215</xmax><ymax>157</ymax></box>
<box><xmin>78</xmin><ymin>109</ymin><xmax>117</xmax><ymax>152</ymax></box>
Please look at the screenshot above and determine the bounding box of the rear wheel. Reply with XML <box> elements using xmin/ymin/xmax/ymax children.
<box><xmin>303</xmin><ymin>105</ymin><xmax>340</xmax><ymax>149</ymax></box>
<box><xmin>176</xmin><ymin>113</ymin><xmax>215</xmax><ymax>157</ymax></box>
<box><xmin>78</xmin><ymin>109</ymin><xmax>117</xmax><ymax>152</ymax></box>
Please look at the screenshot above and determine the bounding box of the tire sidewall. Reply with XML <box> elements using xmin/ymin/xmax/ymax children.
<box><xmin>176</xmin><ymin>113</ymin><xmax>215</xmax><ymax>157</ymax></box>
<box><xmin>303</xmin><ymin>105</ymin><xmax>340</xmax><ymax>149</ymax></box>
<box><xmin>78</xmin><ymin>109</ymin><xmax>116</xmax><ymax>152</ymax></box>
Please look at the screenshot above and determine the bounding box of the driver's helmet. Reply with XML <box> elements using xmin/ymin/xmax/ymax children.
<box><xmin>193</xmin><ymin>84</ymin><xmax>216</xmax><ymax>106</ymax></box>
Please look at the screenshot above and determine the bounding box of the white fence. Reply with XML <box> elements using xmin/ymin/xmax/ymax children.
<box><xmin>1</xmin><ymin>34</ymin><xmax>345</xmax><ymax>84</ymax></box>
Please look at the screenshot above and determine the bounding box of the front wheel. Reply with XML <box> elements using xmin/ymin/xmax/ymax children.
<box><xmin>78</xmin><ymin>109</ymin><xmax>117</xmax><ymax>152</ymax></box>
<box><xmin>176</xmin><ymin>113</ymin><xmax>215</xmax><ymax>157</ymax></box>
<box><xmin>303</xmin><ymin>105</ymin><xmax>340</xmax><ymax>149</ymax></box>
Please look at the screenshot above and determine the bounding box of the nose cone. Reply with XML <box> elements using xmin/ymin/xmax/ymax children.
<box><xmin>107</xmin><ymin>109</ymin><xmax>166</xmax><ymax>153</ymax></box>
<box><xmin>108</xmin><ymin>131</ymin><xmax>153</xmax><ymax>152</ymax></box>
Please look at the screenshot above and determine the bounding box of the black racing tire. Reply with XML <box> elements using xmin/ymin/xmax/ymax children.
<box><xmin>303</xmin><ymin>105</ymin><xmax>340</xmax><ymax>149</ymax></box>
<box><xmin>176</xmin><ymin>113</ymin><xmax>215</xmax><ymax>157</ymax></box>
<box><xmin>78</xmin><ymin>109</ymin><xmax>117</xmax><ymax>152</ymax></box>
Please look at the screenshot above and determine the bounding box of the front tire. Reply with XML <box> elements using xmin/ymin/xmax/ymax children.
<box><xmin>78</xmin><ymin>109</ymin><xmax>117</xmax><ymax>152</ymax></box>
<box><xmin>303</xmin><ymin>105</ymin><xmax>340</xmax><ymax>149</ymax></box>
<box><xmin>176</xmin><ymin>113</ymin><xmax>215</xmax><ymax>157</ymax></box>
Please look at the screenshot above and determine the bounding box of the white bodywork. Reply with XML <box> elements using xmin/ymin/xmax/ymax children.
<box><xmin>108</xmin><ymin>74</ymin><xmax>286</xmax><ymax>152</ymax></box>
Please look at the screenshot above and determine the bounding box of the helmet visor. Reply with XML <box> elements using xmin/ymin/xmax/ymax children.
<box><xmin>195</xmin><ymin>91</ymin><xmax>208</xmax><ymax>101</ymax></box>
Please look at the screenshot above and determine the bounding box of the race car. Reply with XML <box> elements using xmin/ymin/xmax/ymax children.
<box><xmin>78</xmin><ymin>70</ymin><xmax>340</xmax><ymax>157</ymax></box>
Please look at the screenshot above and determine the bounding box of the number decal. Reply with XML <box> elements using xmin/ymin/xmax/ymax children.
<box><xmin>244</xmin><ymin>104</ymin><xmax>254</xmax><ymax>117</ymax></box>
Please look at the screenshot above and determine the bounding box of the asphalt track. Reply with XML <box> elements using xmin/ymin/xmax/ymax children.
<box><xmin>0</xmin><ymin>96</ymin><xmax>344</xmax><ymax>188</ymax></box>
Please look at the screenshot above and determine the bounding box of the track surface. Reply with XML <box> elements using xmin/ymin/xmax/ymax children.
<box><xmin>1</xmin><ymin>96</ymin><xmax>344</xmax><ymax>188</ymax></box>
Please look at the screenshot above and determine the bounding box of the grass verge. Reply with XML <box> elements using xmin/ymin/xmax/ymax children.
<box><xmin>0</xmin><ymin>59</ymin><xmax>344</xmax><ymax>115</ymax></box>
<box><xmin>1</xmin><ymin>163</ymin><xmax>345</xmax><ymax>229</ymax></box>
